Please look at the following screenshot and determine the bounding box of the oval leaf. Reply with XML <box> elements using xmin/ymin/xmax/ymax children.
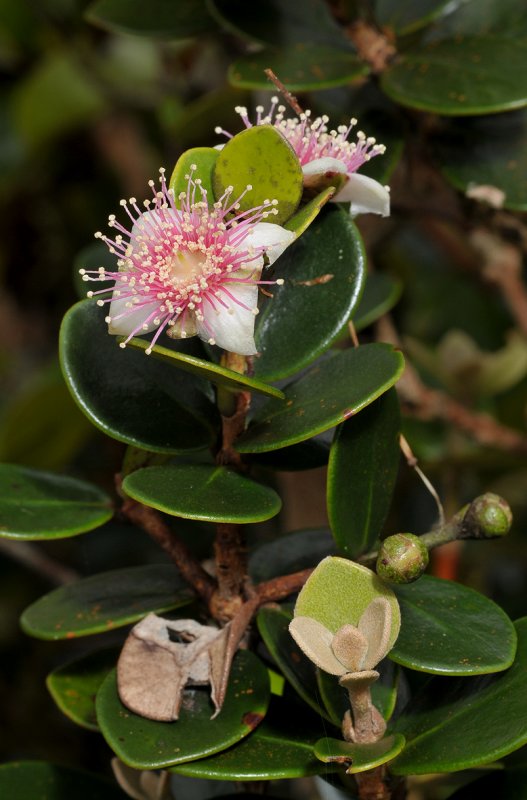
<box><xmin>169</xmin><ymin>146</ymin><xmax>219</xmax><ymax>203</ymax></box>
<box><xmin>375</xmin><ymin>0</ymin><xmax>451</xmax><ymax>35</ymax></box>
<box><xmin>229</xmin><ymin>46</ymin><xmax>367</xmax><ymax>92</ymax></box>
<box><xmin>381</xmin><ymin>37</ymin><xmax>527</xmax><ymax>116</ymax></box>
<box><xmin>314</xmin><ymin>733</ymin><xmax>406</xmax><ymax>774</ymax></box>
<box><xmin>0</xmin><ymin>464</ymin><xmax>112</xmax><ymax>540</ymax></box>
<box><xmin>237</xmin><ymin>344</ymin><xmax>405</xmax><ymax>454</ymax></box>
<box><xmin>60</xmin><ymin>301</ymin><xmax>215</xmax><ymax>454</ymax></box>
<box><xmin>294</xmin><ymin>557</ymin><xmax>401</xmax><ymax>651</ymax></box>
<box><xmin>172</xmin><ymin>694</ymin><xmax>336</xmax><ymax>780</ymax></box>
<box><xmin>122</xmin><ymin>464</ymin><xmax>282</xmax><ymax>523</ymax></box>
<box><xmin>254</xmin><ymin>207</ymin><xmax>366</xmax><ymax>382</ymax></box>
<box><xmin>327</xmin><ymin>389</ymin><xmax>401</xmax><ymax>558</ymax></box>
<box><xmin>96</xmin><ymin>650</ymin><xmax>270</xmax><ymax>769</ymax></box>
<box><xmin>47</xmin><ymin>648</ymin><xmax>118</xmax><ymax>731</ymax></box>
<box><xmin>125</xmin><ymin>336</ymin><xmax>284</xmax><ymax>399</ymax></box>
<box><xmin>391</xmin><ymin>576</ymin><xmax>517</xmax><ymax>675</ymax></box>
<box><xmin>391</xmin><ymin>617</ymin><xmax>527</xmax><ymax>774</ymax></box>
<box><xmin>212</xmin><ymin>125</ymin><xmax>303</xmax><ymax>225</ymax></box>
<box><xmin>20</xmin><ymin>565</ymin><xmax>194</xmax><ymax>640</ymax></box>
<box><xmin>86</xmin><ymin>0</ymin><xmax>216</xmax><ymax>38</ymax></box>
<box><xmin>0</xmin><ymin>761</ymin><xmax>127</xmax><ymax>800</ymax></box>
<box><xmin>249</xmin><ymin>528</ymin><xmax>335</xmax><ymax>583</ymax></box>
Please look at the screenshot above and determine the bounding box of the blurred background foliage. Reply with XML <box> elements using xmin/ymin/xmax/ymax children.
<box><xmin>1</xmin><ymin>0</ymin><xmax>527</xmax><ymax>794</ymax></box>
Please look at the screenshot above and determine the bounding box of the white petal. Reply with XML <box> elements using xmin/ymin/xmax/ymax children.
<box><xmin>107</xmin><ymin>280</ymin><xmax>159</xmax><ymax>337</ymax></box>
<box><xmin>197</xmin><ymin>277</ymin><xmax>259</xmax><ymax>355</ymax></box>
<box><xmin>302</xmin><ymin>157</ymin><xmax>348</xmax><ymax>178</ymax></box>
<box><xmin>244</xmin><ymin>222</ymin><xmax>295</xmax><ymax>265</ymax></box>
<box><xmin>334</xmin><ymin>173</ymin><xmax>390</xmax><ymax>217</ymax></box>
<box><xmin>130</xmin><ymin>208</ymin><xmax>178</xmax><ymax>252</ymax></box>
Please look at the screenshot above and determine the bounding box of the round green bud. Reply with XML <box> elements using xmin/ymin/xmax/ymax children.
<box><xmin>376</xmin><ymin>533</ymin><xmax>429</xmax><ymax>585</ymax></box>
<box><xmin>461</xmin><ymin>493</ymin><xmax>512</xmax><ymax>539</ymax></box>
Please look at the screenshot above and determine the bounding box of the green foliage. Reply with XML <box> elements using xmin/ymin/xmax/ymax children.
<box><xmin>0</xmin><ymin>762</ymin><xmax>127</xmax><ymax>800</ymax></box>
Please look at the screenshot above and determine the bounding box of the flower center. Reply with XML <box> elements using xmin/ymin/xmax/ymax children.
<box><xmin>169</xmin><ymin>248</ymin><xmax>206</xmax><ymax>283</ymax></box>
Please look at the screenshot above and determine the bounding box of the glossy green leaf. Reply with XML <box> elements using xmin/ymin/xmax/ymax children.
<box><xmin>390</xmin><ymin>618</ymin><xmax>527</xmax><ymax>774</ymax></box>
<box><xmin>122</xmin><ymin>464</ymin><xmax>281</xmax><ymax>523</ymax></box>
<box><xmin>375</xmin><ymin>0</ymin><xmax>450</xmax><ymax>35</ymax></box>
<box><xmin>254</xmin><ymin>207</ymin><xmax>366</xmax><ymax>382</ymax></box>
<box><xmin>315</xmin><ymin>733</ymin><xmax>406</xmax><ymax>774</ymax></box>
<box><xmin>437</xmin><ymin>111</ymin><xmax>527</xmax><ymax>212</ymax></box>
<box><xmin>0</xmin><ymin>762</ymin><xmax>126</xmax><ymax>800</ymax></box>
<box><xmin>295</xmin><ymin>557</ymin><xmax>401</xmax><ymax>651</ymax></box>
<box><xmin>0</xmin><ymin>464</ymin><xmax>112</xmax><ymax>541</ymax></box>
<box><xmin>172</xmin><ymin>694</ymin><xmax>336</xmax><ymax>779</ymax></box>
<box><xmin>257</xmin><ymin>606</ymin><xmax>334</xmax><ymax>722</ymax></box>
<box><xmin>96</xmin><ymin>651</ymin><xmax>270</xmax><ymax>769</ymax></box>
<box><xmin>448</xmin><ymin>769</ymin><xmax>527</xmax><ymax>800</ymax></box>
<box><xmin>209</xmin><ymin>0</ymin><xmax>352</xmax><ymax>47</ymax></box>
<box><xmin>86</xmin><ymin>0</ymin><xmax>216</xmax><ymax>38</ymax></box>
<box><xmin>47</xmin><ymin>648</ymin><xmax>118</xmax><ymax>731</ymax></box>
<box><xmin>327</xmin><ymin>389</ymin><xmax>401</xmax><ymax>558</ymax></box>
<box><xmin>169</xmin><ymin>147</ymin><xmax>219</xmax><ymax>204</ymax></box>
<box><xmin>317</xmin><ymin>659</ymin><xmax>399</xmax><ymax>726</ymax></box>
<box><xmin>237</xmin><ymin>344</ymin><xmax>405</xmax><ymax>453</ymax></box>
<box><xmin>125</xmin><ymin>337</ymin><xmax>284</xmax><ymax>399</ymax></box>
<box><xmin>60</xmin><ymin>301</ymin><xmax>215</xmax><ymax>454</ymax></box>
<box><xmin>249</xmin><ymin>528</ymin><xmax>335</xmax><ymax>583</ymax></box>
<box><xmin>20</xmin><ymin>565</ymin><xmax>194</xmax><ymax>640</ymax></box>
<box><xmin>426</xmin><ymin>0</ymin><xmax>527</xmax><ymax>39</ymax></box>
<box><xmin>391</xmin><ymin>576</ymin><xmax>517</xmax><ymax>675</ymax></box>
<box><xmin>381</xmin><ymin>37</ymin><xmax>527</xmax><ymax>116</ymax></box>
<box><xmin>229</xmin><ymin>46</ymin><xmax>367</xmax><ymax>92</ymax></box>
<box><xmin>212</xmin><ymin>125</ymin><xmax>302</xmax><ymax>225</ymax></box>
<box><xmin>352</xmin><ymin>273</ymin><xmax>403</xmax><ymax>332</ymax></box>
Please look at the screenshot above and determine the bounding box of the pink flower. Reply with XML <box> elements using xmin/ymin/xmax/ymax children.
<box><xmin>81</xmin><ymin>167</ymin><xmax>295</xmax><ymax>356</ymax></box>
<box><xmin>216</xmin><ymin>98</ymin><xmax>390</xmax><ymax>218</ymax></box>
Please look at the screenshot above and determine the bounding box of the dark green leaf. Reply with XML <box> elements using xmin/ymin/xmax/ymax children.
<box><xmin>172</xmin><ymin>693</ymin><xmax>336</xmax><ymax>779</ymax></box>
<box><xmin>169</xmin><ymin>146</ymin><xmax>219</xmax><ymax>203</ymax></box>
<box><xmin>20</xmin><ymin>565</ymin><xmax>194</xmax><ymax>640</ymax></box>
<box><xmin>122</xmin><ymin>464</ymin><xmax>281</xmax><ymax>523</ymax></box>
<box><xmin>0</xmin><ymin>762</ymin><xmax>127</xmax><ymax>800</ymax></box>
<box><xmin>436</xmin><ymin>111</ymin><xmax>527</xmax><ymax>212</ymax></box>
<box><xmin>209</xmin><ymin>0</ymin><xmax>352</xmax><ymax>47</ymax></box>
<box><xmin>0</xmin><ymin>464</ymin><xmax>112</xmax><ymax>541</ymax></box>
<box><xmin>284</xmin><ymin>187</ymin><xmax>336</xmax><ymax>239</ymax></box>
<box><xmin>375</xmin><ymin>0</ymin><xmax>450</xmax><ymax>35</ymax></box>
<box><xmin>96</xmin><ymin>651</ymin><xmax>270</xmax><ymax>769</ymax></box>
<box><xmin>125</xmin><ymin>337</ymin><xmax>284</xmax><ymax>400</ymax></box>
<box><xmin>426</xmin><ymin>0</ymin><xmax>527</xmax><ymax>39</ymax></box>
<box><xmin>47</xmin><ymin>648</ymin><xmax>118</xmax><ymax>731</ymax></box>
<box><xmin>86</xmin><ymin>0</ymin><xmax>216</xmax><ymax>38</ymax></box>
<box><xmin>315</xmin><ymin>733</ymin><xmax>406</xmax><ymax>774</ymax></box>
<box><xmin>381</xmin><ymin>37</ymin><xmax>527</xmax><ymax>116</ymax></box>
<box><xmin>352</xmin><ymin>272</ymin><xmax>403</xmax><ymax>332</ymax></box>
<box><xmin>327</xmin><ymin>389</ymin><xmax>400</xmax><ymax>558</ymax></box>
<box><xmin>60</xmin><ymin>301</ymin><xmax>216</xmax><ymax>454</ymax></box>
<box><xmin>249</xmin><ymin>528</ymin><xmax>335</xmax><ymax>583</ymax></box>
<box><xmin>391</xmin><ymin>576</ymin><xmax>517</xmax><ymax>675</ymax></box>
<box><xmin>250</xmin><ymin>437</ymin><xmax>330</xmax><ymax>471</ymax></box>
<box><xmin>257</xmin><ymin>606</ymin><xmax>334</xmax><ymax>722</ymax></box>
<box><xmin>254</xmin><ymin>207</ymin><xmax>366</xmax><ymax>382</ymax></box>
<box><xmin>390</xmin><ymin>618</ymin><xmax>527</xmax><ymax>774</ymax></box>
<box><xmin>212</xmin><ymin>125</ymin><xmax>303</xmax><ymax>225</ymax></box>
<box><xmin>237</xmin><ymin>344</ymin><xmax>405</xmax><ymax>453</ymax></box>
<box><xmin>230</xmin><ymin>46</ymin><xmax>367</xmax><ymax>92</ymax></box>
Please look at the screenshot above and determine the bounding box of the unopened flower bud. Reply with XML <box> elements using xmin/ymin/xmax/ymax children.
<box><xmin>376</xmin><ymin>533</ymin><xmax>429</xmax><ymax>585</ymax></box>
<box><xmin>461</xmin><ymin>493</ymin><xmax>512</xmax><ymax>540</ymax></box>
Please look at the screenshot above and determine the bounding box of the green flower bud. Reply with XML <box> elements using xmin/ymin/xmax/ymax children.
<box><xmin>376</xmin><ymin>533</ymin><xmax>429</xmax><ymax>585</ymax></box>
<box><xmin>461</xmin><ymin>493</ymin><xmax>512</xmax><ymax>539</ymax></box>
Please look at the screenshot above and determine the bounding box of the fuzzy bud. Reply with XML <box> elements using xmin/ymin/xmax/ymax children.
<box><xmin>460</xmin><ymin>493</ymin><xmax>512</xmax><ymax>540</ymax></box>
<box><xmin>376</xmin><ymin>533</ymin><xmax>429</xmax><ymax>585</ymax></box>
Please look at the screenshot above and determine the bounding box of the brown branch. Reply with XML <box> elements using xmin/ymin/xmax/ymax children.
<box><xmin>256</xmin><ymin>567</ymin><xmax>314</xmax><ymax>604</ymax></box>
<box><xmin>120</xmin><ymin>492</ymin><xmax>216</xmax><ymax>605</ymax></box>
<box><xmin>346</xmin><ymin>20</ymin><xmax>396</xmax><ymax>73</ymax></box>
<box><xmin>210</xmin><ymin>523</ymin><xmax>248</xmax><ymax>622</ymax></box>
<box><xmin>264</xmin><ymin>68</ymin><xmax>304</xmax><ymax>116</ymax></box>
<box><xmin>377</xmin><ymin>315</ymin><xmax>527</xmax><ymax>455</ymax></box>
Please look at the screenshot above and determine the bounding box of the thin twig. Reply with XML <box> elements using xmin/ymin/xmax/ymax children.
<box><xmin>400</xmin><ymin>434</ymin><xmax>445</xmax><ymax>525</ymax></box>
<box><xmin>0</xmin><ymin>539</ymin><xmax>78</xmax><ymax>585</ymax></box>
<box><xmin>256</xmin><ymin>567</ymin><xmax>314</xmax><ymax>604</ymax></box>
<box><xmin>264</xmin><ymin>69</ymin><xmax>304</xmax><ymax>116</ymax></box>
